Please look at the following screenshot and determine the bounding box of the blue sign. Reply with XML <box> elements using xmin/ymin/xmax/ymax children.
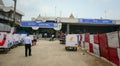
<box><xmin>78</xmin><ymin>19</ymin><xmax>116</xmax><ymax>24</ymax></box>
<box><xmin>21</xmin><ymin>22</ymin><xmax>57</xmax><ymax>28</ymax></box>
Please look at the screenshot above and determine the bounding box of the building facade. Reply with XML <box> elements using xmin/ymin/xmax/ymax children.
<box><xmin>0</xmin><ymin>0</ymin><xmax>24</xmax><ymax>32</ymax></box>
<box><xmin>30</xmin><ymin>14</ymin><xmax>120</xmax><ymax>35</ymax></box>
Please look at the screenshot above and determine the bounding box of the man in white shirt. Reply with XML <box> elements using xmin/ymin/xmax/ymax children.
<box><xmin>24</xmin><ymin>34</ymin><xmax>32</xmax><ymax>57</ymax></box>
<box><xmin>52</xmin><ymin>34</ymin><xmax>54</xmax><ymax>41</ymax></box>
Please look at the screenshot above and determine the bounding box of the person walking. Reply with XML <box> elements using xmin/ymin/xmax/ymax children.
<box><xmin>23</xmin><ymin>34</ymin><xmax>32</xmax><ymax>57</ymax></box>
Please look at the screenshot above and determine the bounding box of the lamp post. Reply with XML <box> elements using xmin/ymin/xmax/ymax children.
<box><xmin>10</xmin><ymin>0</ymin><xmax>17</xmax><ymax>34</ymax></box>
<box><xmin>13</xmin><ymin>0</ymin><xmax>17</xmax><ymax>27</ymax></box>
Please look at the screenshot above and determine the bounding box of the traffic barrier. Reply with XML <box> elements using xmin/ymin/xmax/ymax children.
<box><xmin>93</xmin><ymin>43</ymin><xmax>100</xmax><ymax>56</ymax></box>
<box><xmin>85</xmin><ymin>33</ymin><xmax>90</xmax><ymax>43</ymax></box>
<box><xmin>89</xmin><ymin>43</ymin><xmax>93</xmax><ymax>53</ymax></box>
<box><xmin>109</xmin><ymin>47</ymin><xmax>119</xmax><ymax>66</ymax></box>
<box><xmin>99</xmin><ymin>46</ymin><xmax>109</xmax><ymax>60</ymax></box>
<box><xmin>107</xmin><ymin>31</ymin><xmax>120</xmax><ymax>48</ymax></box>
<box><xmin>79</xmin><ymin>34</ymin><xmax>82</xmax><ymax>41</ymax></box>
<box><xmin>85</xmin><ymin>42</ymin><xmax>89</xmax><ymax>51</ymax></box>
<box><xmin>90</xmin><ymin>35</ymin><xmax>94</xmax><ymax>44</ymax></box>
<box><xmin>81</xmin><ymin>34</ymin><xmax>85</xmax><ymax>41</ymax></box>
<box><xmin>81</xmin><ymin>32</ymin><xmax>120</xmax><ymax>66</ymax></box>
<box><xmin>117</xmin><ymin>48</ymin><xmax>120</xmax><ymax>66</ymax></box>
<box><xmin>94</xmin><ymin>34</ymin><xmax>99</xmax><ymax>44</ymax></box>
<box><xmin>81</xmin><ymin>41</ymin><xmax>85</xmax><ymax>49</ymax></box>
<box><xmin>79</xmin><ymin>34</ymin><xmax>82</xmax><ymax>45</ymax></box>
<box><xmin>99</xmin><ymin>34</ymin><xmax>108</xmax><ymax>47</ymax></box>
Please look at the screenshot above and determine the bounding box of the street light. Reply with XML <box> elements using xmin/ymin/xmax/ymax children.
<box><xmin>10</xmin><ymin>0</ymin><xmax>17</xmax><ymax>34</ymax></box>
<box><xmin>12</xmin><ymin>0</ymin><xmax>17</xmax><ymax>27</ymax></box>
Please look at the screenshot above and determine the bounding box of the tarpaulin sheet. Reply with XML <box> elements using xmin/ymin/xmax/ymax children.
<box><xmin>0</xmin><ymin>33</ymin><xmax>13</xmax><ymax>48</ymax></box>
<box><xmin>99</xmin><ymin>34</ymin><xmax>108</xmax><ymax>47</ymax></box>
<box><xmin>13</xmin><ymin>34</ymin><xmax>20</xmax><ymax>42</ymax></box>
<box><xmin>85</xmin><ymin>33</ymin><xmax>90</xmax><ymax>43</ymax></box>
<box><xmin>0</xmin><ymin>33</ymin><xmax>6</xmax><ymax>46</ymax></box>
<box><xmin>94</xmin><ymin>34</ymin><xmax>99</xmax><ymax>44</ymax></box>
<box><xmin>107</xmin><ymin>31</ymin><xmax>119</xmax><ymax>48</ymax></box>
<box><xmin>0</xmin><ymin>40</ymin><xmax>6</xmax><ymax>46</ymax></box>
<box><xmin>20</xmin><ymin>34</ymin><xmax>27</xmax><ymax>40</ymax></box>
<box><xmin>90</xmin><ymin>35</ymin><xmax>94</xmax><ymax>43</ymax></box>
<box><xmin>93</xmin><ymin>43</ymin><xmax>100</xmax><ymax>56</ymax></box>
<box><xmin>109</xmin><ymin>47</ymin><xmax>119</xmax><ymax>65</ymax></box>
<box><xmin>99</xmin><ymin>46</ymin><xmax>109</xmax><ymax>60</ymax></box>
<box><xmin>5</xmin><ymin>34</ymin><xmax>14</xmax><ymax>48</ymax></box>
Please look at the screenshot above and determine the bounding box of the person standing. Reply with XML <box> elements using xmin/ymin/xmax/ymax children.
<box><xmin>44</xmin><ymin>33</ymin><xmax>47</xmax><ymax>39</ymax></box>
<box><xmin>51</xmin><ymin>34</ymin><xmax>55</xmax><ymax>41</ymax></box>
<box><xmin>23</xmin><ymin>34</ymin><xmax>32</xmax><ymax>57</ymax></box>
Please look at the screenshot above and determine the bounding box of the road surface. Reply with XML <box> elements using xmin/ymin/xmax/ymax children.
<box><xmin>0</xmin><ymin>40</ymin><xmax>113</xmax><ymax>66</ymax></box>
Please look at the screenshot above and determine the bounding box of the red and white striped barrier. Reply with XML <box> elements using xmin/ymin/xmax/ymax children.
<box><xmin>109</xmin><ymin>47</ymin><xmax>119</xmax><ymax>65</ymax></box>
<box><xmin>81</xmin><ymin>34</ymin><xmax>85</xmax><ymax>41</ymax></box>
<box><xmin>99</xmin><ymin>34</ymin><xmax>108</xmax><ymax>47</ymax></box>
<box><xmin>118</xmin><ymin>48</ymin><xmax>120</xmax><ymax>66</ymax></box>
<box><xmin>81</xmin><ymin>41</ymin><xmax>85</xmax><ymax>49</ymax></box>
<box><xmin>89</xmin><ymin>43</ymin><xmax>93</xmax><ymax>53</ymax></box>
<box><xmin>80</xmin><ymin>32</ymin><xmax>120</xmax><ymax>66</ymax></box>
<box><xmin>107</xmin><ymin>31</ymin><xmax>120</xmax><ymax>48</ymax></box>
<box><xmin>93</xmin><ymin>43</ymin><xmax>100</xmax><ymax>56</ymax></box>
<box><xmin>90</xmin><ymin>35</ymin><xmax>94</xmax><ymax>44</ymax></box>
<box><xmin>94</xmin><ymin>34</ymin><xmax>99</xmax><ymax>44</ymax></box>
<box><xmin>85</xmin><ymin>33</ymin><xmax>90</xmax><ymax>43</ymax></box>
<box><xmin>100</xmin><ymin>46</ymin><xmax>109</xmax><ymax>60</ymax></box>
<box><xmin>84</xmin><ymin>42</ymin><xmax>89</xmax><ymax>51</ymax></box>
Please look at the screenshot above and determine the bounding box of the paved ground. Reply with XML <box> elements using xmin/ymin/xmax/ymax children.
<box><xmin>0</xmin><ymin>40</ymin><xmax>113</xmax><ymax>66</ymax></box>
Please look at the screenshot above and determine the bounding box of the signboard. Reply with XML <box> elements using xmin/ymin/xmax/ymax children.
<box><xmin>53</xmin><ymin>23</ymin><xmax>62</xmax><ymax>31</ymax></box>
<box><xmin>21</xmin><ymin>22</ymin><xmax>58</xmax><ymax>28</ymax></box>
<box><xmin>78</xmin><ymin>19</ymin><xmax>116</xmax><ymax>24</ymax></box>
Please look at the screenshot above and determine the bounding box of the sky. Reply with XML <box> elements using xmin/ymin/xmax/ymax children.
<box><xmin>3</xmin><ymin>0</ymin><xmax>120</xmax><ymax>20</ymax></box>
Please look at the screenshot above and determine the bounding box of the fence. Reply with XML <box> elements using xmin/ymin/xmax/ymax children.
<box><xmin>79</xmin><ymin>31</ymin><xmax>120</xmax><ymax>66</ymax></box>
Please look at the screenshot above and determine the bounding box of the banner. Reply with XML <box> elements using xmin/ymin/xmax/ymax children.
<box><xmin>21</xmin><ymin>22</ymin><xmax>57</xmax><ymax>28</ymax></box>
<box><xmin>78</xmin><ymin>19</ymin><xmax>116</xmax><ymax>24</ymax></box>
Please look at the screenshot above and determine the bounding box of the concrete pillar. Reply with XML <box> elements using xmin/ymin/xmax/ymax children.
<box><xmin>67</xmin><ymin>24</ymin><xmax>70</xmax><ymax>34</ymax></box>
<box><xmin>56</xmin><ymin>31</ymin><xmax>59</xmax><ymax>39</ymax></box>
